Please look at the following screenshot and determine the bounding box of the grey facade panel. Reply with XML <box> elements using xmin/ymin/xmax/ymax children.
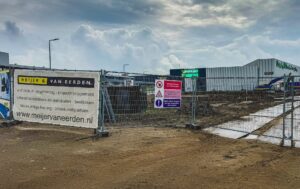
<box><xmin>206</xmin><ymin>66</ymin><xmax>258</xmax><ymax>91</ymax></box>
<box><xmin>0</xmin><ymin>52</ymin><xmax>9</xmax><ymax>65</ymax></box>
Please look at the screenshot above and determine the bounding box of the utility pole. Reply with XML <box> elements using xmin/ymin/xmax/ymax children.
<box><xmin>49</xmin><ymin>38</ymin><xmax>59</xmax><ymax>69</ymax></box>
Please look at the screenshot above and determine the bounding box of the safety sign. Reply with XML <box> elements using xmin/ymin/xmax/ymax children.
<box><xmin>154</xmin><ymin>79</ymin><xmax>182</xmax><ymax>108</ymax></box>
<box><xmin>155</xmin><ymin>90</ymin><xmax>163</xmax><ymax>98</ymax></box>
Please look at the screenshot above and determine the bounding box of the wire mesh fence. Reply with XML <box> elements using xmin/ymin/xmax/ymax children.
<box><xmin>263</xmin><ymin>75</ymin><xmax>300</xmax><ymax>147</ymax></box>
<box><xmin>102</xmin><ymin>71</ymin><xmax>189</xmax><ymax>127</ymax></box>
<box><xmin>101</xmin><ymin>72</ymin><xmax>280</xmax><ymax>129</ymax></box>
<box><xmin>201</xmin><ymin>75</ymin><xmax>300</xmax><ymax>147</ymax></box>
<box><xmin>99</xmin><ymin>71</ymin><xmax>300</xmax><ymax>147</ymax></box>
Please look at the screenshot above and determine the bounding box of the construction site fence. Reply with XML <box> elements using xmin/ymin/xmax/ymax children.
<box><xmin>1</xmin><ymin>66</ymin><xmax>299</xmax><ymax>147</ymax></box>
<box><xmin>102</xmin><ymin>71</ymin><xmax>285</xmax><ymax>127</ymax></box>
<box><xmin>101</xmin><ymin>71</ymin><xmax>300</xmax><ymax>147</ymax></box>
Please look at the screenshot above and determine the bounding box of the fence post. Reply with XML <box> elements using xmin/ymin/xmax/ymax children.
<box><xmin>192</xmin><ymin>77</ymin><xmax>196</xmax><ymax>125</ymax></box>
<box><xmin>281</xmin><ymin>74</ymin><xmax>287</xmax><ymax>146</ymax></box>
<box><xmin>186</xmin><ymin>77</ymin><xmax>198</xmax><ymax>129</ymax></box>
<box><xmin>291</xmin><ymin>76</ymin><xmax>295</xmax><ymax>147</ymax></box>
<box><xmin>9</xmin><ymin>67</ymin><xmax>14</xmax><ymax>121</ymax></box>
<box><xmin>96</xmin><ymin>70</ymin><xmax>109</xmax><ymax>137</ymax></box>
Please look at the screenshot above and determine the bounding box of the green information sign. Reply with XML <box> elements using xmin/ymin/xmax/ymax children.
<box><xmin>182</xmin><ymin>69</ymin><xmax>199</xmax><ymax>78</ymax></box>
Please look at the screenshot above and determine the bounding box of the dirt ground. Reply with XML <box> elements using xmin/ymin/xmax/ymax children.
<box><xmin>135</xmin><ymin>100</ymin><xmax>278</xmax><ymax>129</ymax></box>
<box><xmin>1</xmin><ymin>122</ymin><xmax>300</xmax><ymax>189</ymax></box>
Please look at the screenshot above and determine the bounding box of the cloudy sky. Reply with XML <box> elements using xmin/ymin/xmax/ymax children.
<box><xmin>0</xmin><ymin>0</ymin><xmax>299</xmax><ymax>74</ymax></box>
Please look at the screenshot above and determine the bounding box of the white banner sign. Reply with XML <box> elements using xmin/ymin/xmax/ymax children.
<box><xmin>13</xmin><ymin>70</ymin><xmax>100</xmax><ymax>128</ymax></box>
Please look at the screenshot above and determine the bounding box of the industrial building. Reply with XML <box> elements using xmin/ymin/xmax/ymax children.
<box><xmin>170</xmin><ymin>58</ymin><xmax>300</xmax><ymax>91</ymax></box>
<box><xmin>0</xmin><ymin>51</ymin><xmax>9</xmax><ymax>66</ymax></box>
<box><xmin>0</xmin><ymin>51</ymin><xmax>51</xmax><ymax>71</ymax></box>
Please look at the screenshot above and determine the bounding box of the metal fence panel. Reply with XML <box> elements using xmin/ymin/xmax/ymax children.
<box><xmin>102</xmin><ymin>71</ymin><xmax>189</xmax><ymax>127</ymax></box>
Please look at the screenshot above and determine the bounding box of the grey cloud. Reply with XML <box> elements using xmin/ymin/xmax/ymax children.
<box><xmin>1</xmin><ymin>0</ymin><xmax>296</xmax><ymax>35</ymax></box>
<box><xmin>191</xmin><ymin>0</ymin><xmax>226</xmax><ymax>4</ymax></box>
<box><xmin>0</xmin><ymin>0</ymin><xmax>162</xmax><ymax>26</ymax></box>
<box><xmin>162</xmin><ymin>0</ymin><xmax>300</xmax><ymax>46</ymax></box>
<box><xmin>3</xmin><ymin>21</ymin><xmax>22</xmax><ymax>37</ymax></box>
<box><xmin>255</xmin><ymin>0</ymin><xmax>300</xmax><ymax>39</ymax></box>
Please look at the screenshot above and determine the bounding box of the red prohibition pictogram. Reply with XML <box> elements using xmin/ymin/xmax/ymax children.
<box><xmin>156</xmin><ymin>80</ymin><xmax>163</xmax><ymax>88</ymax></box>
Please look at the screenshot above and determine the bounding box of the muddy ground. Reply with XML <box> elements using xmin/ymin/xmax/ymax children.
<box><xmin>1</xmin><ymin>122</ymin><xmax>300</xmax><ymax>189</ymax></box>
<box><xmin>127</xmin><ymin>100</ymin><xmax>278</xmax><ymax>128</ymax></box>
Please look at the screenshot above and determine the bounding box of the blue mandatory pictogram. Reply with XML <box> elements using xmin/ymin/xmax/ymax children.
<box><xmin>155</xmin><ymin>99</ymin><xmax>163</xmax><ymax>107</ymax></box>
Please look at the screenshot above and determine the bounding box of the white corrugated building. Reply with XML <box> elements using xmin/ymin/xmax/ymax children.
<box><xmin>206</xmin><ymin>58</ymin><xmax>300</xmax><ymax>91</ymax></box>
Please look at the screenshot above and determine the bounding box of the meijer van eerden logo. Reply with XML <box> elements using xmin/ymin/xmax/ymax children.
<box><xmin>18</xmin><ymin>76</ymin><xmax>95</xmax><ymax>88</ymax></box>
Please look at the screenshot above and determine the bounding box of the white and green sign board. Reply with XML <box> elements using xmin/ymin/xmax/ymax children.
<box><xmin>181</xmin><ymin>69</ymin><xmax>199</xmax><ymax>78</ymax></box>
